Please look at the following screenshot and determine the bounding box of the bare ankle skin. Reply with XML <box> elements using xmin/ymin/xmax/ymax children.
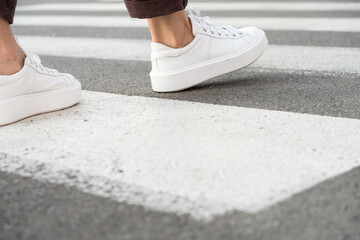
<box><xmin>147</xmin><ymin>10</ymin><xmax>195</xmax><ymax>49</ymax></box>
<box><xmin>0</xmin><ymin>17</ymin><xmax>25</xmax><ymax>76</ymax></box>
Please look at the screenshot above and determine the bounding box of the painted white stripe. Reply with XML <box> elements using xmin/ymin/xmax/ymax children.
<box><xmin>16</xmin><ymin>2</ymin><xmax>360</xmax><ymax>12</ymax></box>
<box><xmin>13</xmin><ymin>15</ymin><xmax>360</xmax><ymax>32</ymax></box>
<box><xmin>17</xmin><ymin>36</ymin><xmax>360</xmax><ymax>74</ymax></box>
<box><xmin>0</xmin><ymin>91</ymin><xmax>359</xmax><ymax>220</ymax></box>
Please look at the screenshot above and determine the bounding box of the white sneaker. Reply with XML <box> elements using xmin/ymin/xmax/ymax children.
<box><xmin>150</xmin><ymin>7</ymin><xmax>268</xmax><ymax>92</ymax></box>
<box><xmin>0</xmin><ymin>52</ymin><xmax>81</xmax><ymax>126</ymax></box>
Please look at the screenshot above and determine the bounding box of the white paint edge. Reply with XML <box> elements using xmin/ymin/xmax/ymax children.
<box><xmin>13</xmin><ymin>15</ymin><xmax>360</xmax><ymax>32</ymax></box>
<box><xmin>0</xmin><ymin>91</ymin><xmax>360</xmax><ymax>220</ymax></box>
<box><xmin>16</xmin><ymin>2</ymin><xmax>360</xmax><ymax>11</ymax></box>
<box><xmin>17</xmin><ymin>36</ymin><xmax>360</xmax><ymax>74</ymax></box>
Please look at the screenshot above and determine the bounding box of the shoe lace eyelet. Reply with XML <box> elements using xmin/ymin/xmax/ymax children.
<box><xmin>203</xmin><ymin>28</ymin><xmax>207</xmax><ymax>32</ymax></box>
<box><xmin>210</xmin><ymin>31</ymin><xmax>215</xmax><ymax>34</ymax></box>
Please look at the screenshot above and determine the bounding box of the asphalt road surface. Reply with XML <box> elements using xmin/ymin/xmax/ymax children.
<box><xmin>1</xmin><ymin>0</ymin><xmax>360</xmax><ymax>239</ymax></box>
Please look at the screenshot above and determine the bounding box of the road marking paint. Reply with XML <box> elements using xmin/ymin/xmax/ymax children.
<box><xmin>1</xmin><ymin>91</ymin><xmax>359</xmax><ymax>220</ymax></box>
<box><xmin>13</xmin><ymin>15</ymin><xmax>360</xmax><ymax>32</ymax></box>
<box><xmin>18</xmin><ymin>36</ymin><xmax>360</xmax><ymax>75</ymax></box>
<box><xmin>17</xmin><ymin>2</ymin><xmax>360</xmax><ymax>12</ymax></box>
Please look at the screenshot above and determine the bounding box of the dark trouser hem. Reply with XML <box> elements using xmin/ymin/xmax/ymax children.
<box><xmin>0</xmin><ymin>0</ymin><xmax>17</xmax><ymax>24</ymax></box>
<box><xmin>124</xmin><ymin>0</ymin><xmax>188</xmax><ymax>19</ymax></box>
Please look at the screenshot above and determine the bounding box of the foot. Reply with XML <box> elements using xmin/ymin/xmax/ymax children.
<box><xmin>150</xmin><ymin>7</ymin><xmax>268</xmax><ymax>92</ymax></box>
<box><xmin>0</xmin><ymin>45</ymin><xmax>81</xmax><ymax>126</ymax></box>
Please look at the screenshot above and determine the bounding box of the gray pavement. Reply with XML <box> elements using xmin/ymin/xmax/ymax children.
<box><xmin>1</xmin><ymin>0</ymin><xmax>360</xmax><ymax>239</ymax></box>
<box><xmin>40</xmin><ymin>56</ymin><xmax>360</xmax><ymax>119</ymax></box>
<box><xmin>1</xmin><ymin>166</ymin><xmax>359</xmax><ymax>240</ymax></box>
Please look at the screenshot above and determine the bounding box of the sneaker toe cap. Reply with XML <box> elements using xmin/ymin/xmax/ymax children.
<box><xmin>240</xmin><ymin>26</ymin><xmax>265</xmax><ymax>42</ymax></box>
<box><xmin>65</xmin><ymin>74</ymin><xmax>81</xmax><ymax>87</ymax></box>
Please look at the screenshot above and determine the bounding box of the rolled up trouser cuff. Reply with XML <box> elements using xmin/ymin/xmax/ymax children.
<box><xmin>0</xmin><ymin>0</ymin><xmax>17</xmax><ymax>24</ymax></box>
<box><xmin>124</xmin><ymin>0</ymin><xmax>188</xmax><ymax>19</ymax></box>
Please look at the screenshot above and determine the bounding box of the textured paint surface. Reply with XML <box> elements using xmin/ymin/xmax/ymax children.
<box><xmin>13</xmin><ymin>15</ymin><xmax>360</xmax><ymax>32</ymax></box>
<box><xmin>1</xmin><ymin>91</ymin><xmax>360</xmax><ymax>220</ymax></box>
<box><xmin>18</xmin><ymin>36</ymin><xmax>360</xmax><ymax>74</ymax></box>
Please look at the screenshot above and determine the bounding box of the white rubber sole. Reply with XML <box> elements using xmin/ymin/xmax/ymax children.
<box><xmin>150</xmin><ymin>33</ymin><xmax>269</xmax><ymax>93</ymax></box>
<box><xmin>0</xmin><ymin>82</ymin><xmax>81</xmax><ymax>126</ymax></box>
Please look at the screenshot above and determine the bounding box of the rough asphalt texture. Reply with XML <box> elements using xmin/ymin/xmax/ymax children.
<box><xmin>1</xmin><ymin>168</ymin><xmax>360</xmax><ymax>240</ymax></box>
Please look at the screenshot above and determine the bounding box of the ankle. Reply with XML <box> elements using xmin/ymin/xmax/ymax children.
<box><xmin>0</xmin><ymin>45</ymin><xmax>20</xmax><ymax>61</ymax></box>
<box><xmin>0</xmin><ymin>19</ymin><xmax>25</xmax><ymax>75</ymax></box>
<box><xmin>148</xmin><ymin>11</ymin><xmax>195</xmax><ymax>49</ymax></box>
<box><xmin>0</xmin><ymin>48</ymin><xmax>25</xmax><ymax>76</ymax></box>
<box><xmin>160</xmin><ymin>24</ymin><xmax>194</xmax><ymax>48</ymax></box>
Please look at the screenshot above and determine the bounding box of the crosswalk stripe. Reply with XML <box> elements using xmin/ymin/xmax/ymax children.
<box><xmin>14</xmin><ymin>15</ymin><xmax>360</xmax><ymax>32</ymax></box>
<box><xmin>16</xmin><ymin>2</ymin><xmax>360</xmax><ymax>12</ymax></box>
<box><xmin>1</xmin><ymin>91</ymin><xmax>359</xmax><ymax>220</ymax></box>
<box><xmin>18</xmin><ymin>36</ymin><xmax>360</xmax><ymax>75</ymax></box>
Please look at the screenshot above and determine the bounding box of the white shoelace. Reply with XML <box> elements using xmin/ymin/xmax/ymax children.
<box><xmin>187</xmin><ymin>7</ymin><xmax>243</xmax><ymax>37</ymax></box>
<box><xmin>28</xmin><ymin>53</ymin><xmax>60</xmax><ymax>74</ymax></box>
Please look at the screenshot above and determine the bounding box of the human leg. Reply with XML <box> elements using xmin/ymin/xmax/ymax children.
<box><xmin>0</xmin><ymin>17</ymin><xmax>25</xmax><ymax>75</ymax></box>
<box><xmin>124</xmin><ymin>0</ymin><xmax>193</xmax><ymax>48</ymax></box>
<box><xmin>0</xmin><ymin>0</ymin><xmax>24</xmax><ymax>75</ymax></box>
<box><xmin>147</xmin><ymin>10</ymin><xmax>194</xmax><ymax>49</ymax></box>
